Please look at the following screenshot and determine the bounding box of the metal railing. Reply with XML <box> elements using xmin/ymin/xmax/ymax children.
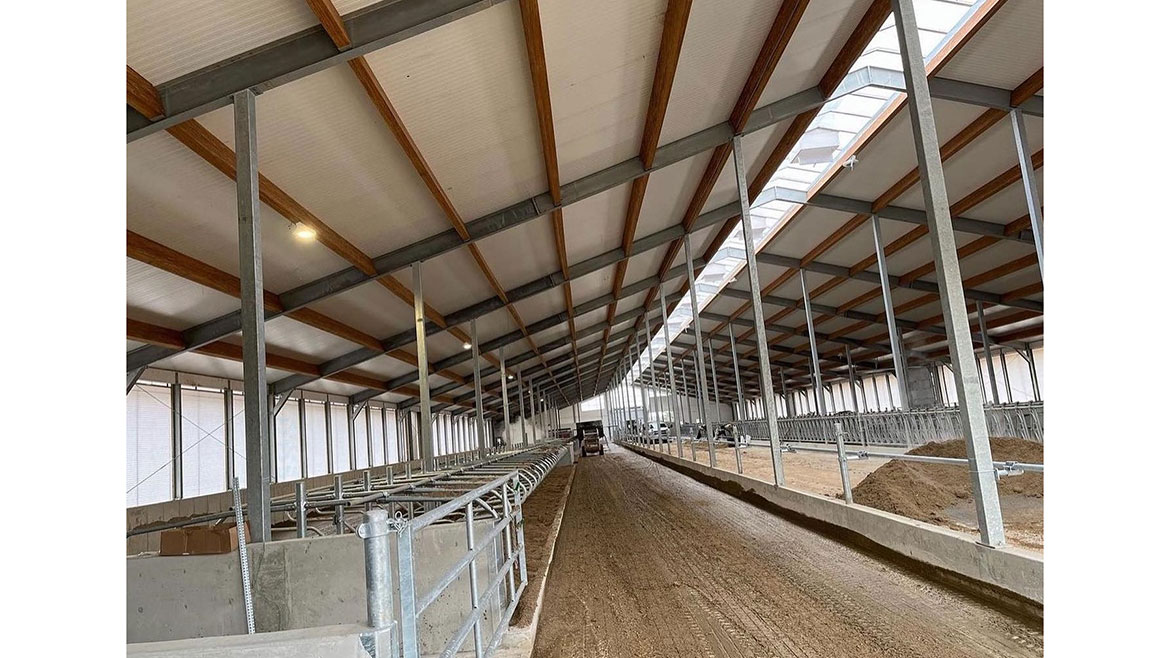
<box><xmin>731</xmin><ymin>402</ymin><xmax>1043</xmax><ymax>447</ymax></box>
<box><xmin>361</xmin><ymin>471</ymin><xmax>528</xmax><ymax>658</ymax></box>
<box><xmin>127</xmin><ymin>440</ymin><xmax>569</xmax><ymax>541</ymax></box>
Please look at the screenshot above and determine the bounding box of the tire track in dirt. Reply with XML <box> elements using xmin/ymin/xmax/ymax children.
<box><xmin>531</xmin><ymin>446</ymin><xmax>1042</xmax><ymax>657</ymax></box>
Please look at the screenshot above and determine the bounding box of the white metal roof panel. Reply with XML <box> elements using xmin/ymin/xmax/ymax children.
<box><xmin>363</xmin><ymin>2</ymin><xmax>547</xmax><ymax>221</ymax></box>
<box><xmin>128</xmin><ymin>0</ymin><xmax>319</xmax><ymax>83</ymax></box>
<box><xmin>128</xmin><ymin>131</ymin><xmax>347</xmax><ymax>293</ymax></box>
<box><xmin>474</xmin><ymin>216</ymin><xmax>561</xmax><ymax>291</ymax></box>
<box><xmin>541</xmin><ymin>0</ymin><xmax>664</xmax><ymax>182</ymax></box>
<box><xmin>304</xmin><ymin>279</ymin><xmax>414</xmax><ymax>341</ymax></box>
<box><xmin>563</xmin><ymin>185</ymin><xmax>629</xmax><ymax>265</ymax></box>
<box><xmin>194</xmin><ymin>66</ymin><xmax>454</xmax><ymax>258</ymax></box>
<box><xmin>128</xmin><ymin>259</ymin><xmax>243</xmax><ymax>329</ymax></box>
<box><xmin>754</xmin><ymin>0</ymin><xmax>869</xmax><ymax>107</ymax></box>
<box><xmin>937</xmin><ymin>0</ymin><xmax>1043</xmax><ymax>90</ymax></box>
<box><xmin>658</xmin><ymin>0</ymin><xmax>786</xmax><ymax>146</ymax></box>
<box><xmin>411</xmin><ymin>248</ymin><xmax>497</xmax><ymax>314</ymax></box>
<box><xmin>636</xmin><ymin>151</ymin><xmax>716</xmax><ymax>240</ymax></box>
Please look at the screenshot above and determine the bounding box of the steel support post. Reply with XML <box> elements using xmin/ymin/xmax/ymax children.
<box><xmin>999</xmin><ymin>349</ymin><xmax>1013</xmax><ymax>403</ymax></box>
<box><xmin>224</xmin><ymin>386</ymin><xmax>235</xmax><ymax>486</ymax></box>
<box><xmin>636</xmin><ymin>335</ymin><xmax>650</xmax><ymax>437</ymax></box>
<box><xmin>411</xmin><ymin>262</ymin><xmax>435</xmax><ymax>471</ymax></box>
<box><xmin>732</xmin><ymin>135</ymin><xmax>783</xmax><ymax>485</ymax></box>
<box><xmin>642</xmin><ymin>321</ymin><xmax>661</xmax><ymax>449</ymax></box>
<box><xmin>660</xmin><ymin>291</ymin><xmax>684</xmax><ymax>456</ymax></box>
<box><xmin>171</xmin><ymin>379</ymin><xmax>183</xmax><ymax>499</ymax></box>
<box><xmin>1009</xmin><ymin>108</ymin><xmax>1044</xmax><ymax>281</ymax></box>
<box><xmin>470</xmin><ymin>319</ymin><xmax>486</xmax><ymax>457</ymax></box>
<box><xmin>892</xmin><ymin>0</ymin><xmax>1005</xmax><ymax>546</ymax></box>
<box><xmin>501</xmin><ymin>350</ymin><xmax>512</xmax><ymax>448</ymax></box>
<box><xmin>685</xmin><ymin>235</ymin><xmax>716</xmax><ymax>465</ymax></box>
<box><xmin>517</xmin><ymin>369</ymin><xmax>528</xmax><ymax>447</ymax></box>
<box><xmin>976</xmin><ymin>301</ymin><xmax>1000</xmax><ymax>405</ymax></box>
<box><xmin>1025</xmin><ymin>342</ymin><xmax>1041</xmax><ymax>402</ymax></box>
<box><xmin>298</xmin><ymin>397</ymin><xmax>308</xmax><ymax>478</ymax></box>
<box><xmin>871</xmin><ymin>215</ymin><xmax>911</xmax><ymax>408</ymax></box>
<box><xmin>708</xmin><ymin>339</ymin><xmax>721</xmax><ymax>423</ymax></box>
<box><xmin>799</xmin><ymin>269</ymin><xmax>827</xmax><ymax>415</ymax></box>
<box><xmin>233</xmin><ymin>90</ymin><xmax>271</xmax><ymax>541</ymax></box>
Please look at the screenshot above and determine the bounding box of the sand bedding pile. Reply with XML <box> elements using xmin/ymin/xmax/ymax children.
<box><xmin>850</xmin><ymin>437</ymin><xmax>1043</xmax><ymax>525</ymax></box>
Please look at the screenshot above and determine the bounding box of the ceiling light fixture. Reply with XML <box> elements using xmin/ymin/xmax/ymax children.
<box><xmin>291</xmin><ymin>222</ymin><xmax>317</xmax><ymax>241</ymax></box>
<box><xmin>508</xmin><ymin>375</ymin><xmax>515</xmax><ymax>380</ymax></box>
<box><xmin>462</xmin><ymin>342</ymin><xmax>472</xmax><ymax>350</ymax></box>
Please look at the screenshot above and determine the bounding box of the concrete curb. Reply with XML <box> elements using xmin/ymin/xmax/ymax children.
<box><xmin>622</xmin><ymin>441</ymin><xmax>1043</xmax><ymax>619</ymax></box>
<box><xmin>496</xmin><ymin>463</ymin><xmax>578</xmax><ymax>658</ymax></box>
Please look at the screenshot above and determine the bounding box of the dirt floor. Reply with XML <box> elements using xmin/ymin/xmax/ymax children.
<box><xmin>511</xmin><ymin>464</ymin><xmax>575</xmax><ymax>628</ymax></box>
<box><xmin>531</xmin><ymin>445</ymin><xmax>1042</xmax><ymax>658</ymax></box>
<box><xmin>671</xmin><ymin>441</ymin><xmax>890</xmax><ymax>496</ymax></box>
<box><xmin>851</xmin><ymin>438</ymin><xmax>1044</xmax><ymax>551</ymax></box>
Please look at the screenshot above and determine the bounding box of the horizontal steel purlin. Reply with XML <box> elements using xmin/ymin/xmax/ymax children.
<box><xmin>131</xmin><ymin>63</ymin><xmax>1032</xmax><ymax>374</ymax></box>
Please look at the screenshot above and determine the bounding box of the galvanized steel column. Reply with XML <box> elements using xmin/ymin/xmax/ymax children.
<box><xmin>871</xmin><ymin>215</ymin><xmax>911</xmax><ymax>409</ymax></box>
<box><xmin>518</xmin><ymin>369</ymin><xmax>528</xmax><ymax>447</ymax></box>
<box><xmin>660</xmin><ymin>290</ymin><xmax>684</xmax><ymax>456</ymax></box>
<box><xmin>976</xmin><ymin>301</ymin><xmax>1000</xmax><ymax>405</ymax></box>
<box><xmin>411</xmin><ymin>262</ymin><xmax>435</xmax><ymax>471</ymax></box>
<box><xmin>1009</xmin><ymin>108</ymin><xmax>1044</xmax><ymax>282</ymax></box>
<box><xmin>892</xmin><ymin>0</ymin><xmax>1004</xmax><ymax>547</ymax></box>
<box><xmin>799</xmin><ymin>269</ymin><xmax>827</xmax><ymax>415</ymax></box>
<box><xmin>233</xmin><ymin>89</ymin><xmax>271</xmax><ymax>541</ymax></box>
<box><xmin>732</xmin><ymin>135</ymin><xmax>783</xmax><ymax>485</ymax></box>
<box><xmin>471</xmin><ymin>319</ymin><xmax>486</xmax><ymax>456</ymax></box>
<box><xmin>728</xmin><ymin>324</ymin><xmax>745</xmax><ymax>421</ymax></box>
<box><xmin>684</xmin><ymin>234</ymin><xmax>716</xmax><ymax>465</ymax></box>
<box><xmin>500</xmin><ymin>349</ymin><xmax>512</xmax><ymax>448</ymax></box>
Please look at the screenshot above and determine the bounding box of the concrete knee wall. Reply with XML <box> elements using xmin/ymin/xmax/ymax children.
<box><xmin>623</xmin><ymin>442</ymin><xmax>1043</xmax><ymax>614</ymax></box>
<box><xmin>128</xmin><ymin>520</ymin><xmax>507</xmax><ymax>654</ymax></box>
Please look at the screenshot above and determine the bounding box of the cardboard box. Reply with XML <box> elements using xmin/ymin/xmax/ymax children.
<box><xmin>158</xmin><ymin>522</ymin><xmax>250</xmax><ymax>556</ymax></box>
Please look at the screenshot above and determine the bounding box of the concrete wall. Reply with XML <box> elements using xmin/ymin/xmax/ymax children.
<box><xmin>128</xmin><ymin>520</ymin><xmax>506</xmax><ymax>655</ymax></box>
<box><xmin>623</xmin><ymin>442</ymin><xmax>1043</xmax><ymax>613</ymax></box>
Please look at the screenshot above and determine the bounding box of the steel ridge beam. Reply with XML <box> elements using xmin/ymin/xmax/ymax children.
<box><xmin>128</xmin><ymin>0</ymin><xmax>505</xmax><ymax>141</ymax></box>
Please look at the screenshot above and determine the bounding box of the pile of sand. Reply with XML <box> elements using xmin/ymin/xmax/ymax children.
<box><xmin>850</xmin><ymin>437</ymin><xmax>1043</xmax><ymax>525</ymax></box>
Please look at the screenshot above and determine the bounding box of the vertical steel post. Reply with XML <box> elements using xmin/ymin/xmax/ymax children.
<box><xmin>892</xmin><ymin>0</ymin><xmax>1004</xmax><ymax>546</ymax></box>
<box><xmin>470</xmin><ymin>320</ymin><xmax>486</xmax><ymax>457</ymax></box>
<box><xmin>224</xmin><ymin>386</ymin><xmax>235</xmax><ymax>485</ymax></box>
<box><xmin>1025</xmin><ymin>342</ymin><xmax>1041</xmax><ymax>402</ymax></box>
<box><xmin>660</xmin><ymin>291</ymin><xmax>684</xmax><ymax>456</ymax></box>
<box><xmin>1009</xmin><ymin>108</ymin><xmax>1044</xmax><ymax>282</ymax></box>
<box><xmin>501</xmin><ymin>350</ymin><xmax>512</xmax><ymax>448</ymax></box>
<box><xmin>412</xmin><ymin>262</ymin><xmax>434</xmax><ymax>471</ymax></box>
<box><xmin>684</xmin><ymin>235</ymin><xmax>716</xmax><ymax>465</ymax></box>
<box><xmin>171</xmin><ymin>379</ymin><xmax>183</xmax><ymax>500</ymax></box>
<box><xmin>845</xmin><ymin>347</ymin><xmax>868</xmax><ymax>447</ymax></box>
<box><xmin>799</xmin><ymin>269</ymin><xmax>827</xmax><ymax>415</ymax></box>
<box><xmin>871</xmin><ymin>215</ymin><xmax>910</xmax><ymax>409</ymax></box>
<box><xmin>999</xmin><ymin>350</ymin><xmax>1013</xmax><ymax>404</ymax></box>
<box><xmin>834</xmin><ymin>422</ymin><xmax>853</xmax><ymax>505</ymax></box>
<box><xmin>732</xmin><ymin>135</ymin><xmax>783</xmax><ymax>485</ymax></box>
<box><xmin>976</xmin><ymin>301</ymin><xmax>1000</xmax><ymax>405</ymax></box>
<box><xmin>298</xmin><ymin>396</ymin><xmax>308</xmax><ymax>478</ymax></box>
<box><xmin>517</xmin><ymin>369</ymin><xmax>528</xmax><ymax>447</ymax></box>
<box><xmin>233</xmin><ymin>90</ymin><xmax>271</xmax><ymax>541</ymax></box>
<box><xmin>358</xmin><ymin>509</ymin><xmax>394</xmax><ymax>629</ymax></box>
<box><xmin>294</xmin><ymin>481</ymin><xmax>307</xmax><ymax>539</ymax></box>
